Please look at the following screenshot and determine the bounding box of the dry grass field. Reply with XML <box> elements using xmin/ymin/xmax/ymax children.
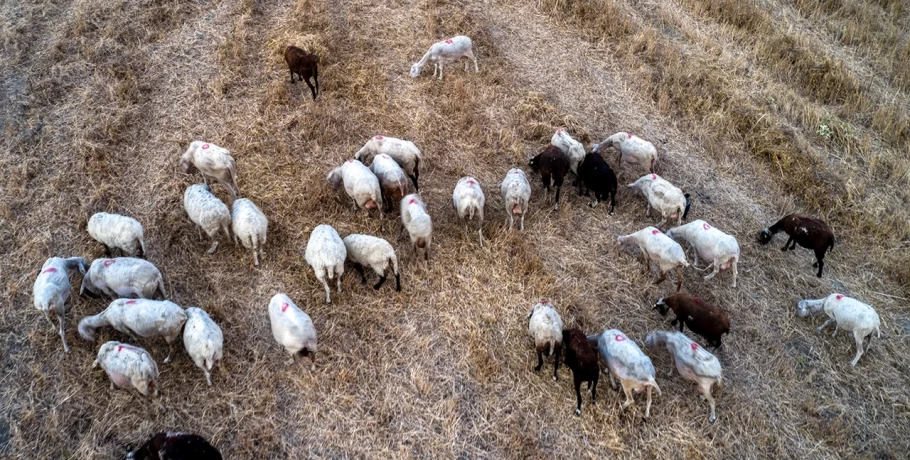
<box><xmin>1</xmin><ymin>0</ymin><xmax>909</xmax><ymax>457</ymax></box>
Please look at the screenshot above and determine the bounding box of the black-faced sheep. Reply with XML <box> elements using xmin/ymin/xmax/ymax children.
<box><xmin>653</xmin><ymin>293</ymin><xmax>730</xmax><ymax>350</ymax></box>
<box><xmin>126</xmin><ymin>432</ymin><xmax>222</xmax><ymax>460</ymax></box>
<box><xmin>759</xmin><ymin>213</ymin><xmax>834</xmax><ymax>277</ymax></box>
<box><xmin>529</xmin><ymin>145</ymin><xmax>570</xmax><ymax>210</ymax></box>
<box><xmin>284</xmin><ymin>46</ymin><xmax>319</xmax><ymax>100</ymax></box>
<box><xmin>562</xmin><ymin>328</ymin><xmax>599</xmax><ymax>415</ymax></box>
<box><xmin>576</xmin><ymin>151</ymin><xmax>618</xmax><ymax>214</ymax></box>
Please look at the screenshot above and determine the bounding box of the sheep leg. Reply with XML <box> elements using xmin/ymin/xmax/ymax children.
<box><xmin>304</xmin><ymin>77</ymin><xmax>317</xmax><ymax>101</ymax></box>
<box><xmin>373</xmin><ymin>275</ymin><xmax>387</xmax><ymax>290</ymax></box>
<box><xmin>552</xmin><ymin>344</ymin><xmax>560</xmax><ymax>381</ymax></box>
<box><xmin>437</xmin><ymin>62</ymin><xmax>444</xmax><ymax>80</ymax></box>
<box><xmin>507</xmin><ymin>213</ymin><xmax>514</xmax><ymax>231</ymax></box>
<box><xmin>731</xmin><ymin>259</ymin><xmax>738</xmax><ymax>288</ymax></box>
<box><xmin>207</xmin><ymin>240</ymin><xmax>219</xmax><ymax>255</ymax></box>
<box><xmin>534</xmin><ymin>349</ymin><xmax>543</xmax><ymax>371</ymax></box>
<box><xmin>335</xmin><ymin>265</ymin><xmax>343</xmax><ymax>293</ymax></box>
<box><xmin>702</xmin><ymin>382</ymin><xmax>717</xmax><ymax>423</ymax></box>
<box><xmin>667</xmin><ymin>354</ymin><xmax>676</xmax><ymax>377</ymax></box>
<box><xmin>289</xmin><ymin>69</ymin><xmax>296</xmax><ymax>84</ymax></box>
<box><xmin>553</xmin><ymin>185</ymin><xmax>561</xmax><ymax>211</ymax></box>
<box><xmin>675</xmin><ymin>266</ymin><xmax>683</xmax><ymax>292</ymax></box>
<box><xmin>644</xmin><ymin>386</ymin><xmax>653</xmax><ymax>419</ymax></box>
<box><xmin>781</xmin><ymin>237</ymin><xmax>793</xmax><ymax>251</ymax></box>
<box><xmin>609</xmin><ymin>370</ymin><xmax>618</xmax><ymax>391</ymax></box>
<box><xmin>850</xmin><ymin>330</ymin><xmax>865</xmax><ymax>367</ymax></box>
<box><xmin>252</xmin><ymin>248</ymin><xmax>260</xmax><ymax>267</ymax></box>
<box><xmin>574</xmin><ymin>376</ymin><xmax>583</xmax><ymax>415</ymax></box>
<box><xmin>57</xmin><ymin>315</ymin><xmax>69</xmax><ymax>353</ymax></box>
<box><xmin>645</xmin><ymin>203</ymin><xmax>651</xmax><ymax>217</ymax></box>
<box><xmin>591</xmin><ymin>374</ymin><xmax>598</xmax><ymax>402</ymax></box>
<box><xmin>196</xmin><ymin>225</ymin><xmax>203</xmax><ymax>241</ymax></box>
<box><xmin>654</xmin><ymin>268</ymin><xmax>667</xmax><ymax>285</ymax></box>
<box><xmin>620</xmin><ymin>383</ymin><xmax>635</xmax><ymax>410</ymax></box>
<box><xmin>817</xmin><ymin>319</ymin><xmax>832</xmax><ymax>332</ymax></box>
<box><xmin>813</xmin><ymin>250</ymin><xmax>825</xmax><ymax>277</ymax></box>
<box><xmin>831</xmin><ymin>323</ymin><xmax>838</xmax><ymax>337</ymax></box>
<box><xmin>315</xmin><ymin>269</ymin><xmax>331</xmax><ymax>304</ymax></box>
<box><xmin>164</xmin><ymin>341</ymin><xmax>175</xmax><ymax>364</ymax></box>
<box><xmin>308</xmin><ymin>349</ymin><xmax>317</xmax><ymax>371</ymax></box>
<box><xmin>520</xmin><ymin>213</ymin><xmax>525</xmax><ymax>231</ymax></box>
<box><xmin>205</xmin><ymin>369</ymin><xmax>212</xmax><ymax>387</ymax></box>
<box><xmin>43</xmin><ymin>311</ymin><xmax>55</xmax><ymax>330</ymax></box>
<box><xmin>353</xmin><ymin>263</ymin><xmax>367</xmax><ymax>284</ymax></box>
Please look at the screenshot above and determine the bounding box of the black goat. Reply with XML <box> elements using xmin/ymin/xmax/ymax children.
<box><xmin>529</xmin><ymin>146</ymin><xmax>570</xmax><ymax>210</ymax></box>
<box><xmin>576</xmin><ymin>151</ymin><xmax>618</xmax><ymax>215</ymax></box>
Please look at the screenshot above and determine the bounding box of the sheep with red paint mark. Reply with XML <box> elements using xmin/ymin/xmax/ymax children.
<box><xmin>184</xmin><ymin>184</ymin><xmax>232</xmax><ymax>255</ymax></box>
<box><xmin>33</xmin><ymin>257</ymin><xmax>88</xmax><ymax>353</ymax></box>
<box><xmin>627</xmin><ymin>173</ymin><xmax>691</xmax><ymax>228</ymax></box>
<box><xmin>562</xmin><ymin>328</ymin><xmax>599</xmax><ymax>415</ymax></box>
<box><xmin>78</xmin><ymin>298</ymin><xmax>186</xmax><ymax>363</ymax></box>
<box><xmin>327</xmin><ymin>159</ymin><xmax>383</xmax><ymax>218</ymax></box>
<box><xmin>797</xmin><ymin>294</ymin><xmax>881</xmax><ymax>367</ymax></box>
<box><xmin>501</xmin><ymin>168</ymin><xmax>531</xmax><ymax>231</ymax></box>
<box><xmin>304</xmin><ymin>224</ymin><xmax>347</xmax><ymax>304</ymax></box>
<box><xmin>529</xmin><ymin>145</ymin><xmax>570</xmax><ymax>210</ymax></box>
<box><xmin>87</xmin><ymin>212</ymin><xmax>147</xmax><ymax>258</ymax></box>
<box><xmin>400</xmin><ymin>194</ymin><xmax>433</xmax><ymax>261</ymax></box>
<box><xmin>284</xmin><ymin>46</ymin><xmax>319</xmax><ymax>100</ymax></box>
<box><xmin>592</xmin><ymin>132</ymin><xmax>658</xmax><ymax>174</ymax></box>
<box><xmin>667</xmin><ymin>220</ymin><xmax>739</xmax><ymax>288</ymax></box>
<box><xmin>653</xmin><ymin>293</ymin><xmax>730</xmax><ymax>350</ymax></box>
<box><xmin>452</xmin><ymin>176</ymin><xmax>485</xmax><ymax>247</ymax></box>
<box><xmin>759</xmin><ymin>213</ymin><xmax>835</xmax><ymax>277</ymax></box>
<box><xmin>617</xmin><ymin>227</ymin><xmax>689</xmax><ymax>292</ymax></box>
<box><xmin>645</xmin><ymin>330</ymin><xmax>723</xmax><ymax>423</ymax></box>
<box><xmin>550</xmin><ymin>128</ymin><xmax>586</xmax><ymax>177</ymax></box>
<box><xmin>370</xmin><ymin>154</ymin><xmax>410</xmax><ymax>211</ymax></box>
<box><xmin>410</xmin><ymin>35</ymin><xmax>479</xmax><ymax>79</ymax></box>
<box><xmin>92</xmin><ymin>341</ymin><xmax>159</xmax><ymax>398</ymax></box>
<box><xmin>588</xmin><ymin>329</ymin><xmax>661</xmax><ymax>419</ymax></box>
<box><xmin>179</xmin><ymin>141</ymin><xmax>239</xmax><ymax>196</ymax></box>
<box><xmin>80</xmin><ymin>257</ymin><xmax>166</xmax><ymax>300</ymax></box>
<box><xmin>183</xmin><ymin>307</ymin><xmax>224</xmax><ymax>386</ymax></box>
<box><xmin>268</xmin><ymin>293</ymin><xmax>317</xmax><ymax>369</ymax></box>
<box><xmin>354</xmin><ymin>135</ymin><xmax>422</xmax><ymax>190</ymax></box>
<box><xmin>526</xmin><ymin>300</ymin><xmax>563</xmax><ymax>381</ymax></box>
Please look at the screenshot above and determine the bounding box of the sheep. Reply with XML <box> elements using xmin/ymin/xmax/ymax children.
<box><xmin>452</xmin><ymin>176</ymin><xmax>485</xmax><ymax>247</ymax></box>
<box><xmin>592</xmin><ymin>132</ymin><xmax>658</xmax><ymax>174</ymax></box>
<box><xmin>342</xmin><ymin>234</ymin><xmax>401</xmax><ymax>292</ymax></box>
<box><xmin>268</xmin><ymin>293</ymin><xmax>317</xmax><ymax>369</ymax></box>
<box><xmin>183</xmin><ymin>307</ymin><xmax>224</xmax><ymax>386</ymax></box>
<box><xmin>759</xmin><ymin>213</ymin><xmax>835</xmax><ymax>277</ymax></box>
<box><xmin>409</xmin><ymin>35</ymin><xmax>478</xmax><ymax>80</ymax></box>
<box><xmin>653</xmin><ymin>293</ymin><xmax>730</xmax><ymax>350</ymax></box>
<box><xmin>501</xmin><ymin>168</ymin><xmax>531</xmax><ymax>231</ymax></box>
<box><xmin>33</xmin><ymin>257</ymin><xmax>88</xmax><ymax>353</ymax></box>
<box><xmin>92</xmin><ymin>341</ymin><xmax>159</xmax><ymax>398</ymax></box>
<box><xmin>797</xmin><ymin>294</ymin><xmax>881</xmax><ymax>367</ymax></box>
<box><xmin>400</xmin><ymin>194</ymin><xmax>433</xmax><ymax>261</ymax></box>
<box><xmin>304</xmin><ymin>224</ymin><xmax>346</xmax><ymax>304</ymax></box>
<box><xmin>369</xmin><ymin>154</ymin><xmax>410</xmax><ymax>212</ymax></box>
<box><xmin>617</xmin><ymin>227</ymin><xmax>690</xmax><ymax>292</ymax></box>
<box><xmin>562</xmin><ymin>328</ymin><xmax>599</xmax><ymax>415</ymax></box>
<box><xmin>77</xmin><ymin>298</ymin><xmax>187</xmax><ymax>363</ymax></box>
<box><xmin>526</xmin><ymin>300</ymin><xmax>563</xmax><ymax>381</ymax></box>
<box><xmin>184</xmin><ymin>184</ymin><xmax>232</xmax><ymax>255</ymax></box>
<box><xmin>529</xmin><ymin>146</ymin><xmax>570</xmax><ymax>210</ymax></box>
<box><xmin>550</xmin><ymin>128</ymin><xmax>586</xmax><ymax>177</ymax></box>
<box><xmin>126</xmin><ymin>432</ymin><xmax>222</xmax><ymax>460</ymax></box>
<box><xmin>627</xmin><ymin>174</ymin><xmax>691</xmax><ymax>228</ymax></box>
<box><xmin>645</xmin><ymin>330</ymin><xmax>723</xmax><ymax>423</ymax></box>
<box><xmin>284</xmin><ymin>45</ymin><xmax>319</xmax><ymax>100</ymax></box>
<box><xmin>179</xmin><ymin>141</ymin><xmax>239</xmax><ymax>196</ymax></box>
<box><xmin>666</xmin><ymin>220</ymin><xmax>740</xmax><ymax>288</ymax></box>
<box><xmin>588</xmin><ymin>329</ymin><xmax>662</xmax><ymax>418</ymax></box>
<box><xmin>87</xmin><ymin>212</ymin><xmax>146</xmax><ymax>257</ymax></box>
<box><xmin>80</xmin><ymin>257</ymin><xmax>167</xmax><ymax>300</ymax></box>
<box><xmin>576</xmin><ymin>151</ymin><xmax>618</xmax><ymax>214</ymax></box>
<box><xmin>353</xmin><ymin>135</ymin><xmax>422</xmax><ymax>190</ymax></box>
<box><xmin>231</xmin><ymin>198</ymin><xmax>268</xmax><ymax>267</ymax></box>
<box><xmin>326</xmin><ymin>159</ymin><xmax>383</xmax><ymax>218</ymax></box>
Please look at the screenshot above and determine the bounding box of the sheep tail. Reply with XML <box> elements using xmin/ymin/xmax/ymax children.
<box><xmin>156</xmin><ymin>276</ymin><xmax>167</xmax><ymax>300</ymax></box>
<box><xmin>828</xmin><ymin>238</ymin><xmax>835</xmax><ymax>254</ymax></box>
<box><xmin>138</xmin><ymin>239</ymin><xmax>147</xmax><ymax>257</ymax></box>
<box><xmin>548</xmin><ymin>341</ymin><xmax>555</xmax><ymax>357</ymax></box>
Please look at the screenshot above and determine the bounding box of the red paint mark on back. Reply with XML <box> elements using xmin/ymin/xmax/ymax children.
<box><xmin>125</xmin><ymin>300</ymin><xmax>137</xmax><ymax>305</ymax></box>
<box><xmin>445</xmin><ymin>39</ymin><xmax>453</xmax><ymax>44</ymax></box>
<box><xmin>466</xmin><ymin>179</ymin><xmax>475</xmax><ymax>185</ymax></box>
<box><xmin>103</xmin><ymin>260</ymin><xmax>116</xmax><ymax>267</ymax></box>
<box><xmin>375</xmin><ymin>135</ymin><xmax>383</xmax><ymax>140</ymax></box>
<box><xmin>408</xmin><ymin>198</ymin><xmax>416</xmax><ymax>204</ymax></box>
<box><xmin>652</xmin><ymin>229</ymin><xmax>660</xmax><ymax>235</ymax></box>
<box><xmin>41</xmin><ymin>267</ymin><xmax>58</xmax><ymax>274</ymax></box>
<box><xmin>281</xmin><ymin>302</ymin><xmax>290</xmax><ymax>312</ymax></box>
<box><xmin>836</xmin><ymin>294</ymin><xmax>843</xmax><ymax>300</ymax></box>
<box><xmin>557</xmin><ymin>128</ymin><xmax>565</xmax><ymax>133</ymax></box>
<box><xmin>703</xmin><ymin>223</ymin><xmax>711</xmax><ymax>230</ymax></box>
<box><xmin>694</xmin><ymin>298</ymin><xmax>703</xmax><ymax>304</ymax></box>
<box><xmin>201</xmin><ymin>144</ymin><xmax>210</xmax><ymax>150</ymax></box>
<box><xmin>117</xmin><ymin>345</ymin><xmax>124</xmax><ymax>352</ymax></box>
<box><xmin>627</xmin><ymin>133</ymin><xmax>633</xmax><ymax>139</ymax></box>
<box><xmin>651</xmin><ymin>174</ymin><xmax>657</xmax><ymax>180</ymax></box>
<box><xmin>615</xmin><ymin>335</ymin><xmax>627</xmax><ymax>342</ymax></box>
<box><xmin>691</xmin><ymin>342</ymin><xmax>699</xmax><ymax>351</ymax></box>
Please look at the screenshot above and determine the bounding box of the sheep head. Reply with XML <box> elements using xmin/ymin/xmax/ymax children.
<box><xmin>796</xmin><ymin>299</ymin><xmax>824</xmax><ymax>317</ymax></box>
<box><xmin>409</xmin><ymin>63</ymin><xmax>423</xmax><ymax>78</ymax></box>
<box><xmin>644</xmin><ymin>332</ymin><xmax>666</xmax><ymax>349</ymax></box>
<box><xmin>528</xmin><ymin>153</ymin><xmax>542</xmax><ymax>171</ymax></box>
<box><xmin>179</xmin><ymin>158</ymin><xmax>197</xmax><ymax>174</ymax></box>
<box><xmin>79</xmin><ymin>272</ymin><xmax>101</xmax><ymax>298</ymax></box>
<box><xmin>757</xmin><ymin>228</ymin><xmax>774</xmax><ymax>244</ymax></box>
<box><xmin>652</xmin><ymin>298</ymin><xmax>670</xmax><ymax>316</ymax></box>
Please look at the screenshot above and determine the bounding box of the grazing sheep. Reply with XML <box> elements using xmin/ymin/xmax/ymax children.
<box><xmin>179</xmin><ymin>141</ymin><xmax>239</xmax><ymax>196</ymax></box>
<box><xmin>342</xmin><ymin>234</ymin><xmax>401</xmax><ymax>292</ymax></box>
<box><xmin>370</xmin><ymin>154</ymin><xmax>410</xmax><ymax>211</ymax></box>
<box><xmin>284</xmin><ymin>45</ymin><xmax>319</xmax><ymax>100</ymax></box>
<box><xmin>592</xmin><ymin>132</ymin><xmax>658</xmax><ymax>174</ymax></box>
<box><xmin>77</xmin><ymin>298</ymin><xmax>187</xmax><ymax>363</ymax></box>
<box><xmin>501</xmin><ymin>168</ymin><xmax>531</xmax><ymax>231</ymax></box>
<box><xmin>268</xmin><ymin>293</ymin><xmax>318</xmax><ymax>369</ymax></box>
<box><xmin>576</xmin><ymin>151</ymin><xmax>618</xmax><ymax>214</ymax></box>
<box><xmin>627</xmin><ymin>174</ymin><xmax>691</xmax><ymax>228</ymax></box>
<box><xmin>326</xmin><ymin>159</ymin><xmax>383</xmax><ymax>218</ymax></box>
<box><xmin>304</xmin><ymin>224</ymin><xmax>346</xmax><ymax>304</ymax></box>
<box><xmin>653</xmin><ymin>293</ymin><xmax>730</xmax><ymax>350</ymax></box>
<box><xmin>588</xmin><ymin>329</ymin><xmax>662</xmax><ymax>418</ymax></box>
<box><xmin>410</xmin><ymin>35</ymin><xmax>478</xmax><ymax>79</ymax></box>
<box><xmin>562</xmin><ymin>328</ymin><xmax>599</xmax><ymax>415</ymax></box>
<box><xmin>353</xmin><ymin>135</ymin><xmax>422</xmax><ymax>190</ymax></box>
<box><xmin>231</xmin><ymin>198</ymin><xmax>268</xmax><ymax>267</ymax></box>
<box><xmin>184</xmin><ymin>184</ymin><xmax>232</xmax><ymax>255</ymax></box>
<box><xmin>183</xmin><ymin>307</ymin><xmax>224</xmax><ymax>386</ymax></box>
<box><xmin>80</xmin><ymin>257</ymin><xmax>166</xmax><ymax>300</ymax></box>
<box><xmin>526</xmin><ymin>301</ymin><xmax>564</xmax><ymax>380</ymax></box>
<box><xmin>126</xmin><ymin>432</ymin><xmax>222</xmax><ymax>460</ymax></box>
<box><xmin>759</xmin><ymin>213</ymin><xmax>835</xmax><ymax>277</ymax></box>
<box><xmin>87</xmin><ymin>212</ymin><xmax>146</xmax><ymax>257</ymax></box>
<box><xmin>92</xmin><ymin>341</ymin><xmax>159</xmax><ymax>398</ymax></box>
<box><xmin>452</xmin><ymin>176</ymin><xmax>485</xmax><ymax>247</ymax></box>
<box><xmin>529</xmin><ymin>146</ymin><xmax>570</xmax><ymax>210</ymax></box>
<box><xmin>645</xmin><ymin>330</ymin><xmax>723</xmax><ymax>423</ymax></box>
<box><xmin>33</xmin><ymin>257</ymin><xmax>88</xmax><ymax>353</ymax></box>
<box><xmin>617</xmin><ymin>227</ymin><xmax>689</xmax><ymax>292</ymax></box>
<box><xmin>400</xmin><ymin>194</ymin><xmax>433</xmax><ymax>261</ymax></box>
<box><xmin>667</xmin><ymin>220</ymin><xmax>739</xmax><ymax>288</ymax></box>
<box><xmin>550</xmin><ymin>128</ymin><xmax>586</xmax><ymax>177</ymax></box>
<box><xmin>797</xmin><ymin>294</ymin><xmax>881</xmax><ymax>367</ymax></box>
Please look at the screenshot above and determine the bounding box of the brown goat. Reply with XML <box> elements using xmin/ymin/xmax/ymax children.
<box><xmin>759</xmin><ymin>213</ymin><xmax>834</xmax><ymax>277</ymax></box>
<box><xmin>529</xmin><ymin>145</ymin><xmax>570</xmax><ymax>210</ymax></box>
<box><xmin>653</xmin><ymin>293</ymin><xmax>730</xmax><ymax>350</ymax></box>
<box><xmin>284</xmin><ymin>46</ymin><xmax>319</xmax><ymax>100</ymax></box>
<box><xmin>562</xmin><ymin>328</ymin><xmax>599</xmax><ymax>415</ymax></box>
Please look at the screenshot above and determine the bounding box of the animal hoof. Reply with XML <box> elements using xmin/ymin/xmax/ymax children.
<box><xmin>575</xmin><ymin>409</ymin><xmax>581</xmax><ymax>416</ymax></box>
<box><xmin>709</xmin><ymin>416</ymin><xmax>716</xmax><ymax>423</ymax></box>
<box><xmin>552</xmin><ymin>375</ymin><xmax>558</xmax><ymax>382</ymax></box>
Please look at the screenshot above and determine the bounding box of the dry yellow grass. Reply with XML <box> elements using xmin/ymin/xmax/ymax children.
<box><xmin>1</xmin><ymin>0</ymin><xmax>909</xmax><ymax>458</ymax></box>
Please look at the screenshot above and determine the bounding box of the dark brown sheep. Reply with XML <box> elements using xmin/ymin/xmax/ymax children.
<box><xmin>284</xmin><ymin>46</ymin><xmax>319</xmax><ymax>100</ymax></box>
<box><xmin>126</xmin><ymin>432</ymin><xmax>222</xmax><ymax>460</ymax></box>
<box><xmin>528</xmin><ymin>145</ymin><xmax>570</xmax><ymax>210</ymax></box>
<box><xmin>562</xmin><ymin>328</ymin><xmax>599</xmax><ymax>415</ymax></box>
<box><xmin>758</xmin><ymin>213</ymin><xmax>834</xmax><ymax>277</ymax></box>
<box><xmin>653</xmin><ymin>293</ymin><xmax>730</xmax><ymax>350</ymax></box>
<box><xmin>576</xmin><ymin>150</ymin><xmax>618</xmax><ymax>214</ymax></box>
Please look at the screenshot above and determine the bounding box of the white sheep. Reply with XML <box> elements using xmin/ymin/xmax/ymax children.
<box><xmin>304</xmin><ymin>224</ymin><xmax>346</xmax><ymax>304</ymax></box>
<box><xmin>80</xmin><ymin>257</ymin><xmax>167</xmax><ymax>300</ymax></box>
<box><xmin>645</xmin><ymin>330</ymin><xmax>723</xmax><ymax>423</ymax></box>
<box><xmin>33</xmin><ymin>257</ymin><xmax>88</xmax><ymax>353</ymax></box>
<box><xmin>326</xmin><ymin>159</ymin><xmax>383</xmax><ymax>218</ymax></box>
<box><xmin>231</xmin><ymin>198</ymin><xmax>268</xmax><ymax>267</ymax></box>
<box><xmin>183</xmin><ymin>307</ymin><xmax>224</xmax><ymax>386</ymax></box>
<box><xmin>627</xmin><ymin>174</ymin><xmax>691</xmax><ymax>228</ymax></box>
<box><xmin>184</xmin><ymin>184</ymin><xmax>231</xmax><ymax>255</ymax></box>
<box><xmin>550</xmin><ymin>128</ymin><xmax>585</xmax><ymax>177</ymax></box>
<box><xmin>92</xmin><ymin>341</ymin><xmax>159</xmax><ymax>398</ymax></box>
<box><xmin>666</xmin><ymin>220</ymin><xmax>739</xmax><ymax>287</ymax></box>
<box><xmin>87</xmin><ymin>213</ymin><xmax>147</xmax><ymax>257</ymax></box>
<box><xmin>77</xmin><ymin>298</ymin><xmax>187</xmax><ymax>363</ymax></box>
<box><xmin>526</xmin><ymin>300</ymin><xmax>564</xmax><ymax>381</ymax></box>
<box><xmin>592</xmin><ymin>132</ymin><xmax>658</xmax><ymax>174</ymax></box>
<box><xmin>500</xmin><ymin>168</ymin><xmax>531</xmax><ymax>231</ymax></box>
<box><xmin>342</xmin><ymin>234</ymin><xmax>401</xmax><ymax>292</ymax></box>
<box><xmin>452</xmin><ymin>176</ymin><xmax>485</xmax><ymax>247</ymax></box>
<box><xmin>797</xmin><ymin>294</ymin><xmax>882</xmax><ymax>367</ymax></box>
<box><xmin>399</xmin><ymin>194</ymin><xmax>433</xmax><ymax>261</ymax></box>
<box><xmin>268</xmin><ymin>293</ymin><xmax>317</xmax><ymax>369</ymax></box>
<box><xmin>369</xmin><ymin>153</ymin><xmax>410</xmax><ymax>210</ymax></box>
<box><xmin>179</xmin><ymin>140</ymin><xmax>239</xmax><ymax>196</ymax></box>
<box><xmin>409</xmin><ymin>35</ymin><xmax>479</xmax><ymax>80</ymax></box>
<box><xmin>353</xmin><ymin>135</ymin><xmax>422</xmax><ymax>190</ymax></box>
<box><xmin>617</xmin><ymin>227</ymin><xmax>689</xmax><ymax>292</ymax></box>
<box><xmin>588</xmin><ymin>329</ymin><xmax>662</xmax><ymax>418</ymax></box>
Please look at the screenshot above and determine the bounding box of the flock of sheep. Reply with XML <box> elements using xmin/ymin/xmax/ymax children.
<box><xmin>29</xmin><ymin>34</ymin><xmax>884</xmax><ymax>458</ymax></box>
